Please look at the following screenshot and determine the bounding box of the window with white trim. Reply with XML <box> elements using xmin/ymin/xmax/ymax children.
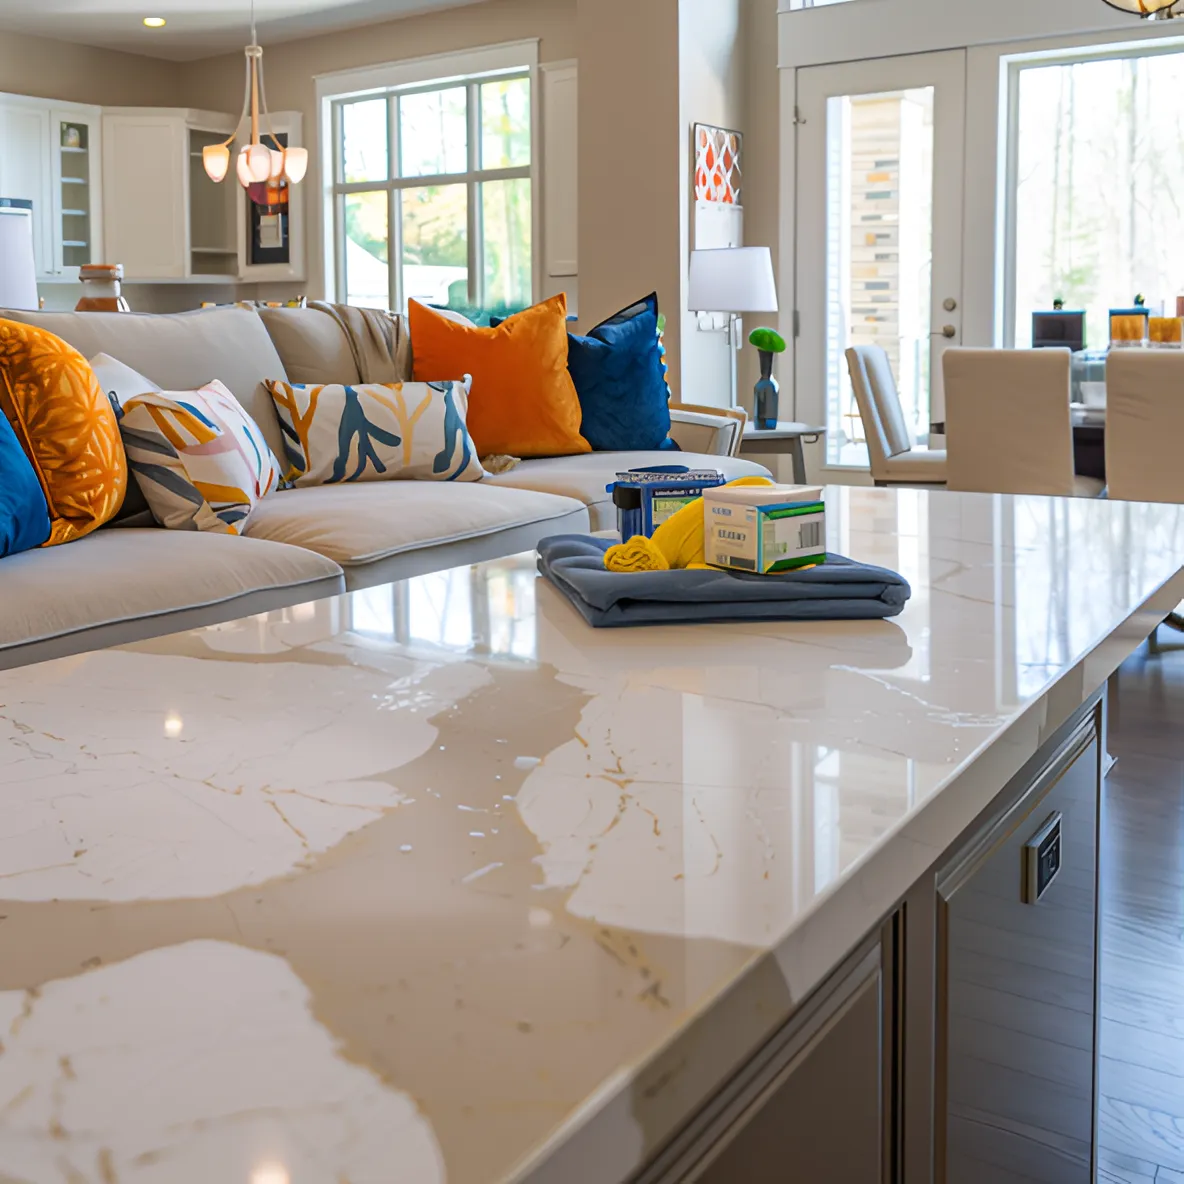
<box><xmin>329</xmin><ymin>70</ymin><xmax>532</xmax><ymax>320</ymax></box>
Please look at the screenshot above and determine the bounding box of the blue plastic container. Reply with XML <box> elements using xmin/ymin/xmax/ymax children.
<box><xmin>608</xmin><ymin>467</ymin><xmax>727</xmax><ymax>539</ymax></box>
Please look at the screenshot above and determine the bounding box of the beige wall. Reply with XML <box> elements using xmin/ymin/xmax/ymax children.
<box><xmin>181</xmin><ymin>0</ymin><xmax>577</xmax><ymax>301</ymax></box>
<box><xmin>739</xmin><ymin>0</ymin><xmax>783</xmax><ymax>412</ymax></box>
<box><xmin>0</xmin><ymin>32</ymin><xmax>178</xmax><ymax>108</ymax></box>
<box><xmin>575</xmin><ymin>0</ymin><xmax>682</xmax><ymax>392</ymax></box>
<box><xmin>679</xmin><ymin>0</ymin><xmax>743</xmax><ymax>409</ymax></box>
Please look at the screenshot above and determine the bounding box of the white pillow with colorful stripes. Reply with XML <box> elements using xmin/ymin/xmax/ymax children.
<box><xmin>117</xmin><ymin>379</ymin><xmax>281</xmax><ymax>534</ymax></box>
<box><xmin>265</xmin><ymin>378</ymin><xmax>485</xmax><ymax>487</ymax></box>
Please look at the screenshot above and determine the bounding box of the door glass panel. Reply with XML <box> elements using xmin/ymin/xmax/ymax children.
<box><xmin>401</xmin><ymin>183</ymin><xmax>468</xmax><ymax>310</ymax></box>
<box><xmin>343</xmin><ymin>190</ymin><xmax>389</xmax><ymax>309</ymax></box>
<box><xmin>825</xmin><ymin>87</ymin><xmax>935</xmax><ymax>466</ymax></box>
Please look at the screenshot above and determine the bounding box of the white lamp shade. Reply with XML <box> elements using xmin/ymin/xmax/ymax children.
<box><xmin>688</xmin><ymin>246</ymin><xmax>779</xmax><ymax>313</ymax></box>
<box><xmin>282</xmin><ymin>146</ymin><xmax>308</xmax><ymax>184</ymax></box>
<box><xmin>202</xmin><ymin>143</ymin><xmax>230</xmax><ymax>183</ymax></box>
<box><xmin>245</xmin><ymin>142</ymin><xmax>272</xmax><ymax>183</ymax></box>
<box><xmin>0</xmin><ymin>208</ymin><xmax>38</xmax><ymax>310</ymax></box>
<box><xmin>235</xmin><ymin>146</ymin><xmax>254</xmax><ymax>187</ymax></box>
<box><xmin>267</xmin><ymin>148</ymin><xmax>285</xmax><ymax>181</ymax></box>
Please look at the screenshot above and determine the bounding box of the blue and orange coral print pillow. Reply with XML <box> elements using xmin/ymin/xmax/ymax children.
<box><xmin>265</xmin><ymin>378</ymin><xmax>485</xmax><ymax>487</ymax></box>
<box><xmin>117</xmin><ymin>380</ymin><xmax>282</xmax><ymax>533</ymax></box>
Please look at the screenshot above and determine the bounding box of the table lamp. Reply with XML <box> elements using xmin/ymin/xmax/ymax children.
<box><xmin>0</xmin><ymin>202</ymin><xmax>38</xmax><ymax>310</ymax></box>
<box><xmin>688</xmin><ymin>246</ymin><xmax>779</xmax><ymax>411</ymax></box>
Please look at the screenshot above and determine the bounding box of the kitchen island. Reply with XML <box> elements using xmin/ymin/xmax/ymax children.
<box><xmin>1</xmin><ymin>488</ymin><xmax>1182</xmax><ymax>1184</ymax></box>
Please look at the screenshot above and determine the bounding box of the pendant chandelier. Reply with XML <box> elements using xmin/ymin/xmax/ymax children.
<box><xmin>1102</xmin><ymin>0</ymin><xmax>1180</xmax><ymax>17</ymax></box>
<box><xmin>201</xmin><ymin>0</ymin><xmax>308</xmax><ymax>194</ymax></box>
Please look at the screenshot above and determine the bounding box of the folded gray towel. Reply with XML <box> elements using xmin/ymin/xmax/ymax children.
<box><xmin>537</xmin><ymin>535</ymin><xmax>912</xmax><ymax>628</ymax></box>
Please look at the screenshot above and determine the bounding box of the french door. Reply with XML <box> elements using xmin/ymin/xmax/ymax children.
<box><xmin>795</xmin><ymin>51</ymin><xmax>967</xmax><ymax>475</ymax></box>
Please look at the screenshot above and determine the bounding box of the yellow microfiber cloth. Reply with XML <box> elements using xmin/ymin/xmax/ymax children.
<box><xmin>604</xmin><ymin>477</ymin><xmax>775</xmax><ymax>573</ymax></box>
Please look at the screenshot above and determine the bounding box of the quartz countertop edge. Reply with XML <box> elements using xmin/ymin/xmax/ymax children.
<box><xmin>505</xmin><ymin>572</ymin><xmax>1184</xmax><ymax>1184</ymax></box>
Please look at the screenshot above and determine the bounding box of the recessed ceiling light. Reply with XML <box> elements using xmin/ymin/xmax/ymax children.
<box><xmin>142</xmin><ymin>16</ymin><xmax>166</xmax><ymax>27</ymax></box>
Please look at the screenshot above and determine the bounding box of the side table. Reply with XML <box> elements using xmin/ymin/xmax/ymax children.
<box><xmin>740</xmin><ymin>422</ymin><xmax>827</xmax><ymax>485</ymax></box>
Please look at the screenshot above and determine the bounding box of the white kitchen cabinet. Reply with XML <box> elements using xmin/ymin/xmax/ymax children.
<box><xmin>103</xmin><ymin>107</ymin><xmax>305</xmax><ymax>284</ymax></box>
<box><xmin>51</xmin><ymin>108</ymin><xmax>103</xmax><ymax>277</ymax></box>
<box><xmin>102</xmin><ymin>108</ymin><xmax>235</xmax><ymax>281</ymax></box>
<box><xmin>0</xmin><ymin>103</ymin><xmax>51</xmax><ymax>277</ymax></box>
<box><xmin>0</xmin><ymin>96</ymin><xmax>101</xmax><ymax>281</ymax></box>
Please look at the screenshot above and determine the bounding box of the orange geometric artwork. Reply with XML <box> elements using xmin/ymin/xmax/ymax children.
<box><xmin>694</xmin><ymin>123</ymin><xmax>743</xmax><ymax>207</ymax></box>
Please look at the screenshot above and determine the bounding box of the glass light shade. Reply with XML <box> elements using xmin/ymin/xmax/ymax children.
<box><xmin>245</xmin><ymin>142</ymin><xmax>272</xmax><ymax>183</ymax></box>
<box><xmin>267</xmin><ymin>148</ymin><xmax>285</xmax><ymax>181</ymax></box>
<box><xmin>1102</xmin><ymin>0</ymin><xmax>1178</xmax><ymax>13</ymax></box>
<box><xmin>282</xmin><ymin>146</ymin><xmax>309</xmax><ymax>184</ymax></box>
<box><xmin>202</xmin><ymin>143</ymin><xmax>230</xmax><ymax>183</ymax></box>
<box><xmin>688</xmin><ymin>247</ymin><xmax>779</xmax><ymax>313</ymax></box>
<box><xmin>236</xmin><ymin>147</ymin><xmax>254</xmax><ymax>187</ymax></box>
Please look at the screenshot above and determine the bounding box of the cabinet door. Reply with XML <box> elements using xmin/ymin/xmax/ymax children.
<box><xmin>52</xmin><ymin>110</ymin><xmax>102</xmax><ymax>278</ymax></box>
<box><xmin>102</xmin><ymin>115</ymin><xmax>187</xmax><ymax>279</ymax></box>
<box><xmin>0</xmin><ymin>103</ymin><xmax>54</xmax><ymax>277</ymax></box>
<box><xmin>638</xmin><ymin>944</ymin><xmax>889</xmax><ymax>1184</ymax></box>
<box><xmin>938</xmin><ymin>722</ymin><xmax>1100</xmax><ymax>1182</ymax></box>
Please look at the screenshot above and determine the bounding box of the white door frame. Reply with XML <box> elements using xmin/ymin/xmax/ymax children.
<box><xmin>791</xmin><ymin>50</ymin><xmax>967</xmax><ymax>481</ymax></box>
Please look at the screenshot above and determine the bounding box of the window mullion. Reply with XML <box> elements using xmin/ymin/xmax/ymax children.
<box><xmin>390</xmin><ymin>94</ymin><xmax>401</xmax><ymax>313</ymax></box>
<box><xmin>468</xmin><ymin>80</ymin><xmax>482</xmax><ymax>308</ymax></box>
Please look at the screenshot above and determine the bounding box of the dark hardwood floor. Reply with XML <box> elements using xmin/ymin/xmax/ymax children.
<box><xmin>1099</xmin><ymin>642</ymin><xmax>1184</xmax><ymax>1183</ymax></box>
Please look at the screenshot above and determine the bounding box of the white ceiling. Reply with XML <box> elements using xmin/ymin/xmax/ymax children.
<box><xmin>0</xmin><ymin>0</ymin><xmax>483</xmax><ymax>61</ymax></box>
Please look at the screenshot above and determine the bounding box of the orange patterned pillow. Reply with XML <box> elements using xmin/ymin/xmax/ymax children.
<box><xmin>0</xmin><ymin>319</ymin><xmax>127</xmax><ymax>545</ymax></box>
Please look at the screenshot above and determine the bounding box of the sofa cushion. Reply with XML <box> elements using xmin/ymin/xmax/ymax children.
<box><xmin>259</xmin><ymin>307</ymin><xmax>361</xmax><ymax>386</ymax></box>
<box><xmin>482</xmin><ymin>451</ymin><xmax>773</xmax><ymax>532</ymax></box>
<box><xmin>0</xmin><ymin>318</ymin><xmax>128</xmax><ymax>545</ymax></box>
<box><xmin>0</xmin><ymin>411</ymin><xmax>50</xmax><ymax>556</ymax></box>
<box><xmin>120</xmin><ymin>380</ymin><xmax>283</xmax><ymax>533</ymax></box>
<box><xmin>0</xmin><ymin>529</ymin><xmax>345</xmax><ymax>671</ymax></box>
<box><xmin>410</xmin><ymin>295</ymin><xmax>591</xmax><ymax>459</ymax></box>
<box><xmin>0</xmin><ymin>307</ymin><xmax>290</xmax><ymax>461</ymax></box>
<box><xmin>245</xmin><ymin>482</ymin><xmax>589</xmax><ymax>590</ymax></box>
<box><xmin>567</xmin><ymin>293</ymin><xmax>672</xmax><ymax>452</ymax></box>
<box><xmin>265</xmin><ymin>378</ymin><xmax>484</xmax><ymax>486</ymax></box>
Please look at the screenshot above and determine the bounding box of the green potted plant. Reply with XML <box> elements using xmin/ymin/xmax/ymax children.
<box><xmin>749</xmin><ymin>326</ymin><xmax>787</xmax><ymax>430</ymax></box>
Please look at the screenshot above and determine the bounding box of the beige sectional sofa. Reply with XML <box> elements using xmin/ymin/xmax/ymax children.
<box><xmin>0</xmin><ymin>306</ymin><xmax>769</xmax><ymax>671</ymax></box>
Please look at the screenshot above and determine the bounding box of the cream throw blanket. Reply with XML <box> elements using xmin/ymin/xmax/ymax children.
<box><xmin>307</xmin><ymin>301</ymin><xmax>413</xmax><ymax>384</ymax></box>
<box><xmin>307</xmin><ymin>301</ymin><xmax>519</xmax><ymax>474</ymax></box>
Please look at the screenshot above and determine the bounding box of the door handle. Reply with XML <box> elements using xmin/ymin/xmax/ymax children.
<box><xmin>931</xmin><ymin>325</ymin><xmax>957</xmax><ymax>339</ymax></box>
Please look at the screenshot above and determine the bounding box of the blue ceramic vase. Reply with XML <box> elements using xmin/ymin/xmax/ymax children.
<box><xmin>754</xmin><ymin>350</ymin><xmax>780</xmax><ymax>430</ymax></box>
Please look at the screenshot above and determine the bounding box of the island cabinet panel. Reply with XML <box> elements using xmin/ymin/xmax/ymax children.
<box><xmin>636</xmin><ymin>937</ymin><xmax>896</xmax><ymax>1184</ymax></box>
<box><xmin>936</xmin><ymin>713</ymin><xmax>1101</xmax><ymax>1184</ymax></box>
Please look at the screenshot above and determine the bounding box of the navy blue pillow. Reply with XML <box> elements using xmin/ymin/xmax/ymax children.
<box><xmin>567</xmin><ymin>293</ymin><xmax>672</xmax><ymax>452</ymax></box>
<box><xmin>0</xmin><ymin>413</ymin><xmax>51</xmax><ymax>557</ymax></box>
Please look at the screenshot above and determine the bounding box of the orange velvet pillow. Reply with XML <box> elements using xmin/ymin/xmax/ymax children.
<box><xmin>0</xmin><ymin>319</ymin><xmax>127</xmax><ymax>545</ymax></box>
<box><xmin>410</xmin><ymin>294</ymin><xmax>590</xmax><ymax>458</ymax></box>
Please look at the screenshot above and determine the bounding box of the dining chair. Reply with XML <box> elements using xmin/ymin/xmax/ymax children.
<box><xmin>845</xmin><ymin>346</ymin><xmax>947</xmax><ymax>486</ymax></box>
<box><xmin>943</xmin><ymin>348</ymin><xmax>1104</xmax><ymax>497</ymax></box>
<box><xmin>1106</xmin><ymin>350</ymin><xmax>1184</xmax><ymax>504</ymax></box>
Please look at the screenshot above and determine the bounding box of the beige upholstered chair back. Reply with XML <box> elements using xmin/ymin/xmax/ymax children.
<box><xmin>943</xmin><ymin>348</ymin><xmax>1075</xmax><ymax>496</ymax></box>
<box><xmin>1106</xmin><ymin>351</ymin><xmax>1184</xmax><ymax>504</ymax></box>
<box><xmin>845</xmin><ymin>346</ymin><xmax>914</xmax><ymax>477</ymax></box>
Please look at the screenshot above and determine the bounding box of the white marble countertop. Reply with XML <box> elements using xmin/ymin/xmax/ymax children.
<box><xmin>2</xmin><ymin>488</ymin><xmax>1184</xmax><ymax>1184</ymax></box>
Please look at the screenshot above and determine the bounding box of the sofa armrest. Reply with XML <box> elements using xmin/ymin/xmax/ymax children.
<box><xmin>669</xmin><ymin>404</ymin><xmax>748</xmax><ymax>458</ymax></box>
